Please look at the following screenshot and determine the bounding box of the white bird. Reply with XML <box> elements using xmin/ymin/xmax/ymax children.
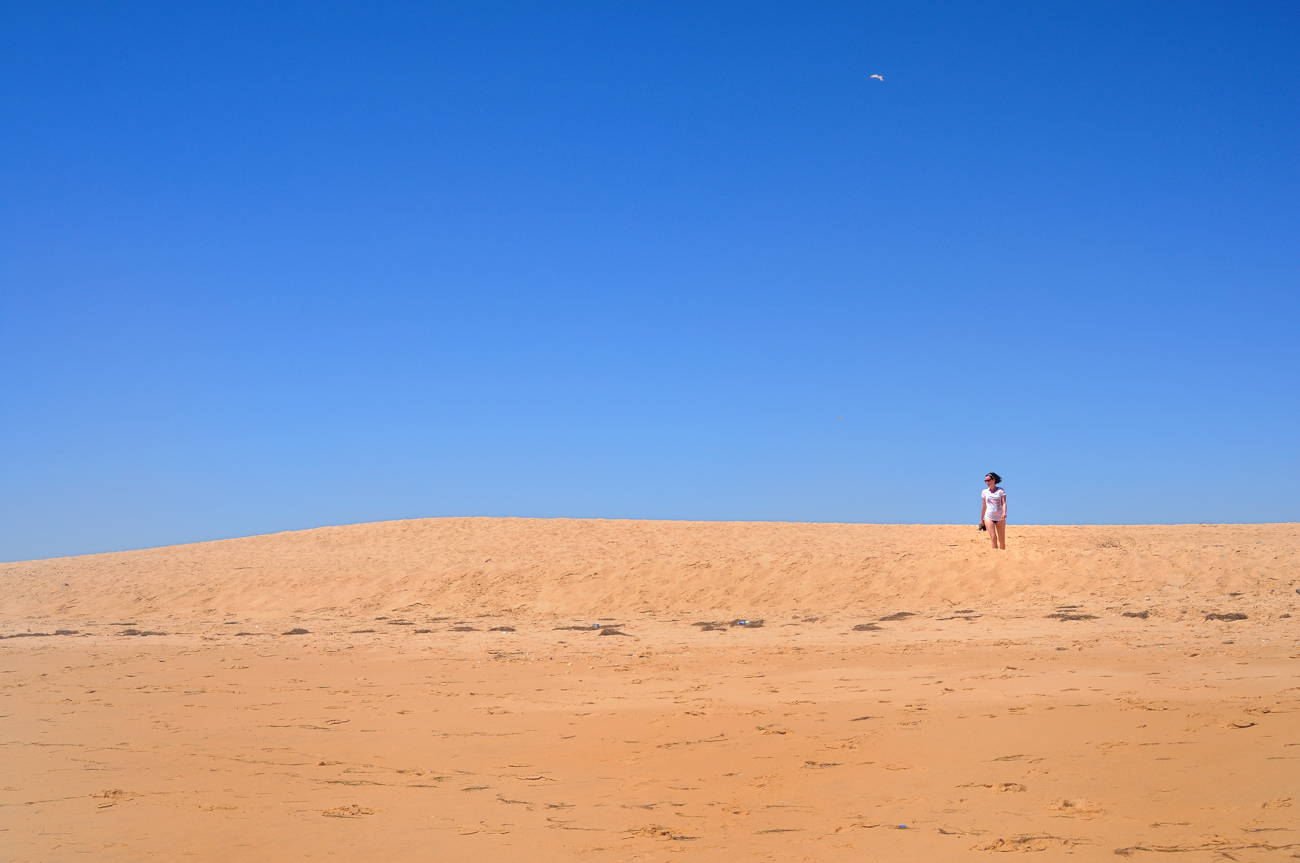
<box><xmin>870</xmin><ymin>74</ymin><xmax>883</xmax><ymax>82</ymax></box>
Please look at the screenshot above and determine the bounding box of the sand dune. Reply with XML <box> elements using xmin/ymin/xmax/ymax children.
<box><xmin>3</xmin><ymin>518</ymin><xmax>1296</xmax><ymax>621</ymax></box>
<box><xmin>3</xmin><ymin>519</ymin><xmax>1298</xmax><ymax>861</ymax></box>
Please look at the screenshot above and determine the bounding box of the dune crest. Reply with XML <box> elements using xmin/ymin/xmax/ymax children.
<box><xmin>3</xmin><ymin>518</ymin><xmax>1295</xmax><ymax>620</ymax></box>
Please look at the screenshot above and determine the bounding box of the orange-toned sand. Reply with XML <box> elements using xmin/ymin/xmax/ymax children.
<box><xmin>3</xmin><ymin>519</ymin><xmax>1298</xmax><ymax>861</ymax></box>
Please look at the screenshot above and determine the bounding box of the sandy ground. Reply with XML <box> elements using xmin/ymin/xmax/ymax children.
<box><xmin>2</xmin><ymin>519</ymin><xmax>1299</xmax><ymax>861</ymax></box>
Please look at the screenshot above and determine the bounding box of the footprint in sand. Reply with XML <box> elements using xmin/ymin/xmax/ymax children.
<box><xmin>93</xmin><ymin>789</ymin><xmax>134</xmax><ymax>808</ymax></box>
<box><xmin>979</xmin><ymin>835</ymin><xmax>1078</xmax><ymax>852</ymax></box>
<box><xmin>1047</xmin><ymin>798</ymin><xmax>1105</xmax><ymax>816</ymax></box>
<box><xmin>322</xmin><ymin>805</ymin><xmax>375</xmax><ymax>818</ymax></box>
<box><xmin>626</xmin><ymin>824</ymin><xmax>696</xmax><ymax>841</ymax></box>
<box><xmin>757</xmin><ymin>725</ymin><xmax>791</xmax><ymax>735</ymax></box>
<box><xmin>959</xmin><ymin>782</ymin><xmax>1026</xmax><ymax>792</ymax></box>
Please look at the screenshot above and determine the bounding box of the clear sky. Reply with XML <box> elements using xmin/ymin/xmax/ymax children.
<box><xmin>3</xmin><ymin>2</ymin><xmax>1298</xmax><ymax>561</ymax></box>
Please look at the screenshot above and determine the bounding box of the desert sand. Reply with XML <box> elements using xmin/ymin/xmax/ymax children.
<box><xmin>2</xmin><ymin>518</ymin><xmax>1298</xmax><ymax>861</ymax></box>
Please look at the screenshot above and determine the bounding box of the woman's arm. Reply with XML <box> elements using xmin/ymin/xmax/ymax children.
<box><xmin>1001</xmin><ymin>492</ymin><xmax>1007</xmax><ymax>522</ymax></box>
<box><xmin>980</xmin><ymin>496</ymin><xmax>986</xmax><ymax>522</ymax></box>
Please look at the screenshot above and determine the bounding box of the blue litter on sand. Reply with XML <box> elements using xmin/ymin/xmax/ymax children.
<box><xmin>897</xmin><ymin>824</ymin><xmax>908</xmax><ymax>829</ymax></box>
<box><xmin>592</xmin><ymin>623</ymin><xmax>601</xmax><ymax>628</ymax></box>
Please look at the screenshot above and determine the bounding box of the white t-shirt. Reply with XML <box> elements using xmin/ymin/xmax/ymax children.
<box><xmin>982</xmin><ymin>487</ymin><xmax>1006</xmax><ymax>520</ymax></box>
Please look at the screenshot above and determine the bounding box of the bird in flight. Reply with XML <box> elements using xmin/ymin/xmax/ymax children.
<box><xmin>870</xmin><ymin>74</ymin><xmax>883</xmax><ymax>82</ymax></box>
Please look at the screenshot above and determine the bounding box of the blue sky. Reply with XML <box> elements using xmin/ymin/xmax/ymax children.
<box><xmin>2</xmin><ymin>2</ymin><xmax>1298</xmax><ymax>561</ymax></box>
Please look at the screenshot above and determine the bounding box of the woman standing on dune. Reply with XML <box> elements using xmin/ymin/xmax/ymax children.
<box><xmin>980</xmin><ymin>472</ymin><xmax>1007</xmax><ymax>550</ymax></box>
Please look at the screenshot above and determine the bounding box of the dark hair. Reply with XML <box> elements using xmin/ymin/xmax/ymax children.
<box><xmin>985</xmin><ymin>472</ymin><xmax>1002</xmax><ymax>484</ymax></box>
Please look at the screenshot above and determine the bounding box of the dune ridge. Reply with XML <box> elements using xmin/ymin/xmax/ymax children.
<box><xmin>2</xmin><ymin>518</ymin><xmax>1296</xmax><ymax>621</ymax></box>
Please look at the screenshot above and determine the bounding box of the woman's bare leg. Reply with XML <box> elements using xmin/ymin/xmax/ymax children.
<box><xmin>994</xmin><ymin>519</ymin><xmax>1006</xmax><ymax>549</ymax></box>
<box><xmin>984</xmin><ymin>518</ymin><xmax>1000</xmax><ymax>549</ymax></box>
